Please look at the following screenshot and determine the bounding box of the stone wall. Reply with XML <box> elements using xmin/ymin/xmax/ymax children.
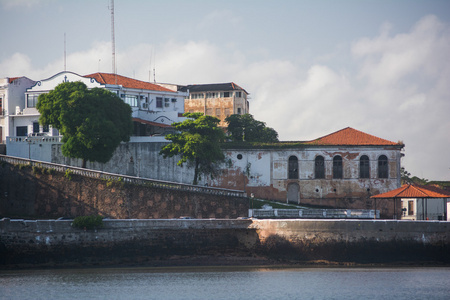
<box><xmin>0</xmin><ymin>162</ymin><xmax>249</xmax><ymax>219</ymax></box>
<box><xmin>1</xmin><ymin>218</ymin><xmax>448</xmax><ymax>268</ymax></box>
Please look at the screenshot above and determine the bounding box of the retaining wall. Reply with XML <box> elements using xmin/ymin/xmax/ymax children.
<box><xmin>1</xmin><ymin>218</ymin><xmax>448</xmax><ymax>268</ymax></box>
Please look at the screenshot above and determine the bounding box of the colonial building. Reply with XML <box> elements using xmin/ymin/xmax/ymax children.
<box><xmin>181</xmin><ymin>83</ymin><xmax>249</xmax><ymax>126</ymax></box>
<box><xmin>0</xmin><ymin>76</ymin><xmax>36</xmax><ymax>143</ymax></box>
<box><xmin>212</xmin><ymin>127</ymin><xmax>404</xmax><ymax>217</ymax></box>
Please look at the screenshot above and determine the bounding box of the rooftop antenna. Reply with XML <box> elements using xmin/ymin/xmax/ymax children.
<box><xmin>110</xmin><ymin>0</ymin><xmax>117</xmax><ymax>84</ymax></box>
<box><xmin>153</xmin><ymin>50</ymin><xmax>156</xmax><ymax>83</ymax></box>
<box><xmin>64</xmin><ymin>33</ymin><xmax>66</xmax><ymax>71</ymax></box>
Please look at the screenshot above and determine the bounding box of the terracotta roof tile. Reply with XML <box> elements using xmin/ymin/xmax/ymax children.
<box><xmin>305</xmin><ymin>127</ymin><xmax>400</xmax><ymax>146</ymax></box>
<box><xmin>371</xmin><ymin>184</ymin><xmax>450</xmax><ymax>199</ymax></box>
<box><xmin>84</xmin><ymin>73</ymin><xmax>175</xmax><ymax>93</ymax></box>
<box><xmin>8</xmin><ymin>77</ymin><xmax>20</xmax><ymax>83</ymax></box>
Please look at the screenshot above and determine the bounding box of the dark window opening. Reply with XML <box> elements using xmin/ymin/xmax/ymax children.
<box><xmin>156</xmin><ymin>97</ymin><xmax>163</xmax><ymax>108</ymax></box>
<box><xmin>315</xmin><ymin>156</ymin><xmax>325</xmax><ymax>179</ymax></box>
<box><xmin>288</xmin><ymin>156</ymin><xmax>298</xmax><ymax>179</ymax></box>
<box><xmin>408</xmin><ymin>200</ymin><xmax>414</xmax><ymax>216</ymax></box>
<box><xmin>16</xmin><ymin>126</ymin><xmax>27</xmax><ymax>136</ymax></box>
<box><xmin>378</xmin><ymin>155</ymin><xmax>388</xmax><ymax>178</ymax></box>
<box><xmin>33</xmin><ymin>122</ymin><xmax>40</xmax><ymax>133</ymax></box>
<box><xmin>360</xmin><ymin>155</ymin><xmax>370</xmax><ymax>178</ymax></box>
<box><xmin>333</xmin><ymin>156</ymin><xmax>343</xmax><ymax>179</ymax></box>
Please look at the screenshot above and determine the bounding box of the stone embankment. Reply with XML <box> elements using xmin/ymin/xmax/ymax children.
<box><xmin>1</xmin><ymin>218</ymin><xmax>449</xmax><ymax>268</ymax></box>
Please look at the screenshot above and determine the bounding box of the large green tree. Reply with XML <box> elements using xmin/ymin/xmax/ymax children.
<box><xmin>37</xmin><ymin>81</ymin><xmax>133</xmax><ymax>167</ymax></box>
<box><xmin>159</xmin><ymin>112</ymin><xmax>225</xmax><ymax>185</ymax></box>
<box><xmin>225</xmin><ymin>113</ymin><xmax>278</xmax><ymax>142</ymax></box>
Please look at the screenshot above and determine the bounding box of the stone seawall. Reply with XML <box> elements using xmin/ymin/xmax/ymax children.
<box><xmin>1</xmin><ymin>218</ymin><xmax>449</xmax><ymax>268</ymax></box>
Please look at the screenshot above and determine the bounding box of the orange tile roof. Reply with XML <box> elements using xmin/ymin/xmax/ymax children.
<box><xmin>371</xmin><ymin>184</ymin><xmax>450</xmax><ymax>199</ymax></box>
<box><xmin>84</xmin><ymin>73</ymin><xmax>175</xmax><ymax>93</ymax></box>
<box><xmin>132</xmin><ymin>118</ymin><xmax>172</xmax><ymax>128</ymax></box>
<box><xmin>305</xmin><ymin>127</ymin><xmax>400</xmax><ymax>146</ymax></box>
<box><xmin>8</xmin><ymin>77</ymin><xmax>20</xmax><ymax>83</ymax></box>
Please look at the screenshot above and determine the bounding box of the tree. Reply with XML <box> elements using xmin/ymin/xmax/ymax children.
<box><xmin>225</xmin><ymin>113</ymin><xmax>278</xmax><ymax>142</ymax></box>
<box><xmin>401</xmin><ymin>167</ymin><xmax>429</xmax><ymax>185</ymax></box>
<box><xmin>159</xmin><ymin>112</ymin><xmax>225</xmax><ymax>185</ymax></box>
<box><xmin>37</xmin><ymin>81</ymin><xmax>133</xmax><ymax>168</ymax></box>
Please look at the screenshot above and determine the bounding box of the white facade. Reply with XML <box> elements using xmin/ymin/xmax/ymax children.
<box><xmin>6</xmin><ymin>71</ymin><xmax>189</xmax><ymax>159</ymax></box>
<box><xmin>0</xmin><ymin>77</ymin><xmax>36</xmax><ymax>143</ymax></box>
<box><xmin>401</xmin><ymin>197</ymin><xmax>448</xmax><ymax>220</ymax></box>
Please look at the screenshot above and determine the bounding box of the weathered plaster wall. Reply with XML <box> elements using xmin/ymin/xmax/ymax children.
<box><xmin>213</xmin><ymin>147</ymin><xmax>402</xmax><ymax>217</ymax></box>
<box><xmin>1</xmin><ymin>218</ymin><xmax>448</xmax><ymax>268</ymax></box>
<box><xmin>0</xmin><ymin>163</ymin><xmax>249</xmax><ymax>219</ymax></box>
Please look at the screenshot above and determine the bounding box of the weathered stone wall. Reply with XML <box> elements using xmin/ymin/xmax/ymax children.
<box><xmin>252</xmin><ymin>219</ymin><xmax>450</xmax><ymax>263</ymax></box>
<box><xmin>0</xmin><ymin>163</ymin><xmax>249</xmax><ymax>219</ymax></box>
<box><xmin>1</xmin><ymin>218</ymin><xmax>448</xmax><ymax>268</ymax></box>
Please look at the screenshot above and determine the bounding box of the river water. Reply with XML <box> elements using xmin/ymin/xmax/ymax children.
<box><xmin>1</xmin><ymin>266</ymin><xmax>449</xmax><ymax>300</ymax></box>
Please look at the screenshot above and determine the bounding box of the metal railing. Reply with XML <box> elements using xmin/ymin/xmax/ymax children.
<box><xmin>0</xmin><ymin>154</ymin><xmax>247</xmax><ymax>198</ymax></box>
<box><xmin>7</xmin><ymin>136</ymin><xmax>63</xmax><ymax>144</ymax></box>
<box><xmin>249</xmin><ymin>208</ymin><xmax>380</xmax><ymax>219</ymax></box>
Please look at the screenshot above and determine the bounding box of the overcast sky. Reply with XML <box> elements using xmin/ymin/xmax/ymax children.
<box><xmin>1</xmin><ymin>0</ymin><xmax>449</xmax><ymax>180</ymax></box>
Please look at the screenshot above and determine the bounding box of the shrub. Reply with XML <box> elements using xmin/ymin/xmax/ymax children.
<box><xmin>64</xmin><ymin>169</ymin><xmax>73</xmax><ymax>180</ymax></box>
<box><xmin>72</xmin><ymin>215</ymin><xmax>104</xmax><ymax>230</ymax></box>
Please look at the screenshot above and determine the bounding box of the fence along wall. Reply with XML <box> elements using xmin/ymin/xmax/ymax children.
<box><xmin>0</xmin><ymin>156</ymin><xmax>248</xmax><ymax>219</ymax></box>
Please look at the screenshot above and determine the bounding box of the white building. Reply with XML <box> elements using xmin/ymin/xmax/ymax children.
<box><xmin>6</xmin><ymin>71</ymin><xmax>188</xmax><ymax>159</ymax></box>
<box><xmin>0</xmin><ymin>76</ymin><xmax>36</xmax><ymax>143</ymax></box>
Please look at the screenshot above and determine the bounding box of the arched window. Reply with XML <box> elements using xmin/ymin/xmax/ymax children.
<box><xmin>315</xmin><ymin>156</ymin><xmax>325</xmax><ymax>179</ymax></box>
<box><xmin>360</xmin><ymin>155</ymin><xmax>370</xmax><ymax>178</ymax></box>
<box><xmin>378</xmin><ymin>155</ymin><xmax>388</xmax><ymax>178</ymax></box>
<box><xmin>333</xmin><ymin>156</ymin><xmax>343</xmax><ymax>179</ymax></box>
<box><xmin>288</xmin><ymin>156</ymin><xmax>298</xmax><ymax>179</ymax></box>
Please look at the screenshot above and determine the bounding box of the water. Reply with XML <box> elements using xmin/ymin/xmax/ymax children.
<box><xmin>1</xmin><ymin>267</ymin><xmax>449</xmax><ymax>300</ymax></box>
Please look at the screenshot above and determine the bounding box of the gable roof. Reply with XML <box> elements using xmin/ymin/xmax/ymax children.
<box><xmin>180</xmin><ymin>82</ymin><xmax>248</xmax><ymax>94</ymax></box>
<box><xmin>84</xmin><ymin>73</ymin><xmax>174</xmax><ymax>93</ymax></box>
<box><xmin>371</xmin><ymin>184</ymin><xmax>450</xmax><ymax>199</ymax></box>
<box><xmin>304</xmin><ymin>127</ymin><xmax>401</xmax><ymax>146</ymax></box>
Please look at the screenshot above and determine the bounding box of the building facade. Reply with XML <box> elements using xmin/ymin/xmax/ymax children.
<box><xmin>0</xmin><ymin>76</ymin><xmax>36</xmax><ymax>143</ymax></box>
<box><xmin>212</xmin><ymin>127</ymin><xmax>404</xmax><ymax>216</ymax></box>
<box><xmin>182</xmin><ymin>83</ymin><xmax>249</xmax><ymax>127</ymax></box>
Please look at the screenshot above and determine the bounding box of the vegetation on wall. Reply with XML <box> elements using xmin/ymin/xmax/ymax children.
<box><xmin>72</xmin><ymin>215</ymin><xmax>104</xmax><ymax>230</ymax></box>
<box><xmin>37</xmin><ymin>82</ymin><xmax>133</xmax><ymax>168</ymax></box>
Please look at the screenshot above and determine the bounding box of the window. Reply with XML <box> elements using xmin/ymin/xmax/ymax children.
<box><xmin>235</xmin><ymin>91</ymin><xmax>241</xmax><ymax>97</ymax></box>
<box><xmin>33</xmin><ymin>122</ymin><xmax>40</xmax><ymax>133</ymax></box>
<box><xmin>223</xmin><ymin>92</ymin><xmax>230</xmax><ymax>97</ymax></box>
<box><xmin>206</xmin><ymin>108</ymin><xmax>213</xmax><ymax>115</ymax></box>
<box><xmin>16</xmin><ymin>126</ymin><xmax>27</xmax><ymax>136</ymax></box>
<box><xmin>333</xmin><ymin>156</ymin><xmax>343</xmax><ymax>179</ymax></box>
<box><xmin>237</xmin><ymin>108</ymin><xmax>242</xmax><ymax>114</ymax></box>
<box><xmin>360</xmin><ymin>155</ymin><xmax>370</xmax><ymax>178</ymax></box>
<box><xmin>408</xmin><ymin>200</ymin><xmax>414</xmax><ymax>216</ymax></box>
<box><xmin>378</xmin><ymin>155</ymin><xmax>388</xmax><ymax>178</ymax></box>
<box><xmin>315</xmin><ymin>156</ymin><xmax>325</xmax><ymax>179</ymax></box>
<box><xmin>288</xmin><ymin>156</ymin><xmax>298</xmax><ymax>179</ymax></box>
<box><xmin>206</xmin><ymin>92</ymin><xmax>219</xmax><ymax>98</ymax></box>
<box><xmin>43</xmin><ymin>124</ymin><xmax>49</xmax><ymax>133</ymax></box>
<box><xmin>124</xmin><ymin>95</ymin><xmax>138</xmax><ymax>107</ymax></box>
<box><xmin>215</xmin><ymin>108</ymin><xmax>221</xmax><ymax>116</ymax></box>
<box><xmin>224</xmin><ymin>108</ymin><xmax>230</xmax><ymax>117</ymax></box>
<box><xmin>27</xmin><ymin>94</ymin><xmax>39</xmax><ymax>108</ymax></box>
<box><xmin>156</xmin><ymin>97</ymin><xmax>163</xmax><ymax>108</ymax></box>
<box><xmin>0</xmin><ymin>97</ymin><xmax>3</xmax><ymax>115</ymax></box>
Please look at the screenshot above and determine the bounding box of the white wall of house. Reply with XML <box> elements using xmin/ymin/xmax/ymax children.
<box><xmin>0</xmin><ymin>77</ymin><xmax>36</xmax><ymax>142</ymax></box>
<box><xmin>402</xmin><ymin>197</ymin><xmax>447</xmax><ymax>220</ymax></box>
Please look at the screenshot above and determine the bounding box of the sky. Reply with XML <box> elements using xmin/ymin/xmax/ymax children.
<box><xmin>1</xmin><ymin>0</ymin><xmax>449</xmax><ymax>181</ymax></box>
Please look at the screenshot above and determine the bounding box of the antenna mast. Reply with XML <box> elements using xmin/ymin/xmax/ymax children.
<box><xmin>111</xmin><ymin>0</ymin><xmax>117</xmax><ymax>83</ymax></box>
<box><xmin>64</xmin><ymin>33</ymin><xmax>66</xmax><ymax>71</ymax></box>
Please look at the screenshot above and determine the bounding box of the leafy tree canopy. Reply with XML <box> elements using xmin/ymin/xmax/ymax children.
<box><xmin>37</xmin><ymin>81</ymin><xmax>133</xmax><ymax>167</ymax></box>
<box><xmin>225</xmin><ymin>113</ymin><xmax>278</xmax><ymax>143</ymax></box>
<box><xmin>159</xmin><ymin>112</ymin><xmax>225</xmax><ymax>185</ymax></box>
<box><xmin>401</xmin><ymin>167</ymin><xmax>429</xmax><ymax>185</ymax></box>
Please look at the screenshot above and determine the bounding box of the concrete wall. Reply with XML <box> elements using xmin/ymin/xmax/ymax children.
<box><xmin>0</xmin><ymin>162</ymin><xmax>249</xmax><ymax>219</ymax></box>
<box><xmin>1</xmin><ymin>218</ymin><xmax>448</xmax><ymax>268</ymax></box>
